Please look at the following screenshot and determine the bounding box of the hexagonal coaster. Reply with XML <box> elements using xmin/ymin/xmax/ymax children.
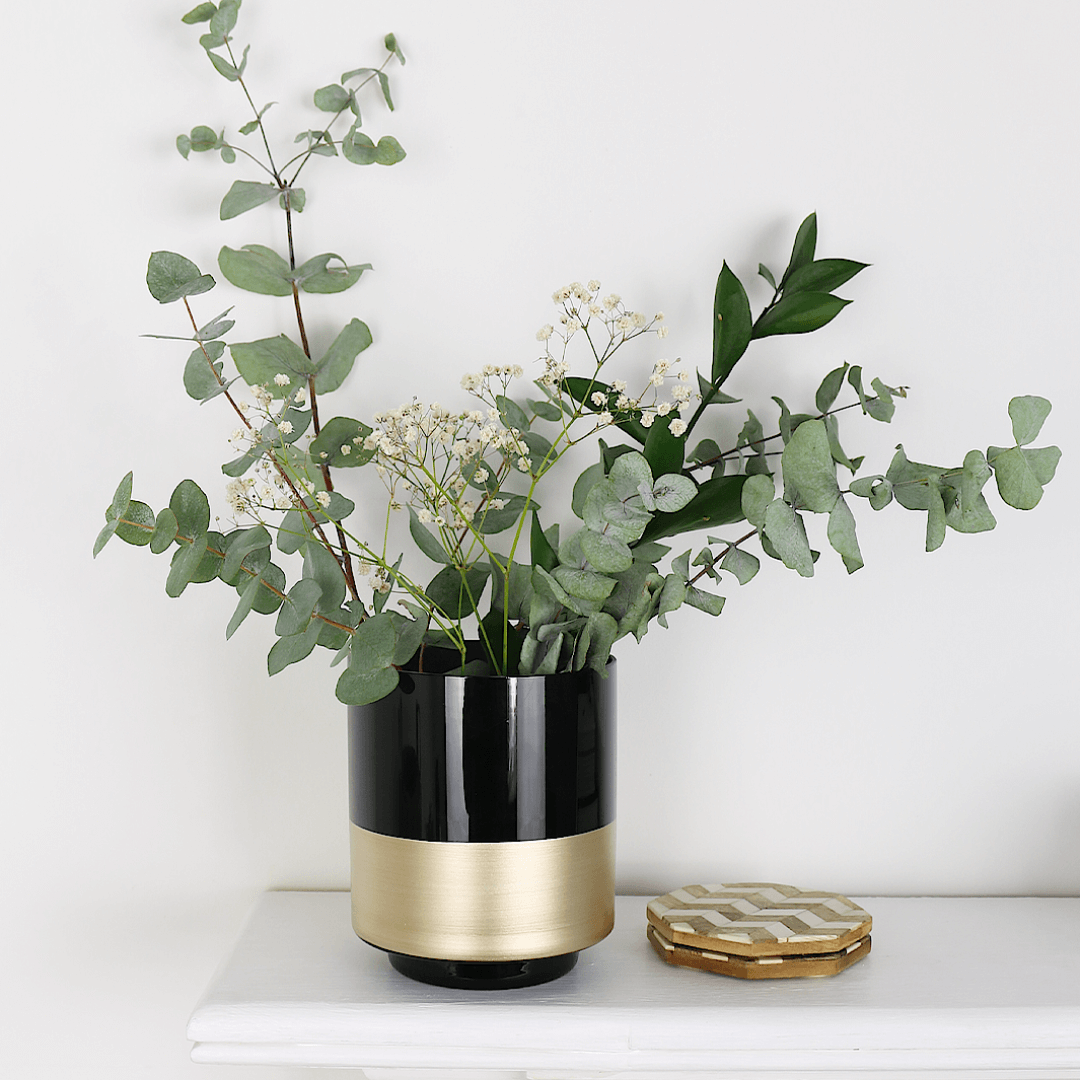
<box><xmin>647</xmin><ymin>923</ymin><xmax>871</xmax><ymax>979</ymax></box>
<box><xmin>647</xmin><ymin>883</ymin><xmax>872</xmax><ymax>958</ymax></box>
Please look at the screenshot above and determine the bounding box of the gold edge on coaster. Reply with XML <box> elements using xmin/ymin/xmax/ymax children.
<box><xmin>646</xmin><ymin>906</ymin><xmax>871</xmax><ymax>958</ymax></box>
<box><xmin>647</xmin><ymin>924</ymin><xmax>872</xmax><ymax>980</ymax></box>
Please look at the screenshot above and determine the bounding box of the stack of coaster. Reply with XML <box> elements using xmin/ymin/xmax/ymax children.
<box><xmin>647</xmin><ymin>883</ymin><xmax>872</xmax><ymax>979</ymax></box>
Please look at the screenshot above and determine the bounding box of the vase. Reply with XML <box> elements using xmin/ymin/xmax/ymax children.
<box><xmin>347</xmin><ymin>642</ymin><xmax>616</xmax><ymax>990</ymax></box>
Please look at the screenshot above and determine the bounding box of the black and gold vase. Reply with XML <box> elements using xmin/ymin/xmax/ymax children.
<box><xmin>348</xmin><ymin>644</ymin><xmax>616</xmax><ymax>990</ymax></box>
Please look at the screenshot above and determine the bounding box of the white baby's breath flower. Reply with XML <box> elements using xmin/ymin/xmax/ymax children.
<box><xmin>417</xmin><ymin>508</ymin><xmax>433</xmax><ymax>524</ymax></box>
<box><xmin>591</xmin><ymin>391</ymin><xmax>607</xmax><ymax>407</ymax></box>
<box><xmin>615</xmin><ymin>315</ymin><xmax>632</xmax><ymax>333</ymax></box>
<box><xmin>488</xmin><ymin>498</ymin><xmax>507</xmax><ymax>510</ymax></box>
<box><xmin>670</xmin><ymin>418</ymin><xmax>687</xmax><ymax>436</ymax></box>
<box><xmin>461</xmin><ymin>373</ymin><xmax>482</xmax><ymax>392</ymax></box>
<box><xmin>597</xmin><ymin>411</ymin><xmax>614</xmax><ymax>426</ymax></box>
<box><xmin>612</xmin><ymin>379</ymin><xmax>627</xmax><ymax>393</ymax></box>
<box><xmin>631</xmin><ymin>311</ymin><xmax>647</xmax><ymax>328</ymax></box>
<box><xmin>656</xmin><ymin>401</ymin><xmax>673</xmax><ymax>417</ymax></box>
<box><xmin>517</xmin><ymin>456</ymin><xmax>533</xmax><ymax>472</ymax></box>
<box><xmin>536</xmin><ymin>324</ymin><xmax>554</xmax><ymax>341</ymax></box>
<box><xmin>640</xmin><ymin>411</ymin><xmax>656</xmax><ymax>428</ymax></box>
<box><xmin>277</xmin><ymin>420</ymin><xmax>294</xmax><ymax>435</ymax></box>
<box><xmin>273</xmin><ymin>373</ymin><xmax>290</xmax><ymax>387</ymax></box>
<box><xmin>657</xmin><ymin>325</ymin><xmax>669</xmax><ymax>339</ymax></box>
<box><xmin>339</xmin><ymin>444</ymin><xmax>351</xmax><ymax>455</ymax></box>
<box><xmin>616</xmin><ymin>394</ymin><xmax>631</xmax><ymax>410</ymax></box>
<box><xmin>315</xmin><ymin>490</ymin><xmax>332</xmax><ymax>508</ymax></box>
<box><xmin>588</xmin><ymin>279</ymin><xmax>601</xmax><ymax>292</ymax></box>
<box><xmin>511</xmin><ymin>365</ymin><xmax>524</xmax><ymax>378</ymax></box>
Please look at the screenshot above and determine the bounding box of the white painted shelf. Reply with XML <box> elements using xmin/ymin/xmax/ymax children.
<box><xmin>188</xmin><ymin>892</ymin><xmax>1080</xmax><ymax>1078</ymax></box>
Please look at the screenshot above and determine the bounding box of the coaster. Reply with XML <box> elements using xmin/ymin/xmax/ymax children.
<box><xmin>647</xmin><ymin>883</ymin><xmax>872</xmax><ymax>958</ymax></box>
<box><xmin>647</xmin><ymin>923</ymin><xmax>871</xmax><ymax>980</ymax></box>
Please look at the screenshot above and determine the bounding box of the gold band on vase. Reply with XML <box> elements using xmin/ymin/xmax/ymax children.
<box><xmin>350</xmin><ymin>821</ymin><xmax>616</xmax><ymax>961</ymax></box>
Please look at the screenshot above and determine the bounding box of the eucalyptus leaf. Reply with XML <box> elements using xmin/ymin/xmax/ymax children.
<box><xmin>294</xmin><ymin>253</ymin><xmax>370</xmax><ymax>294</ymax></box>
<box><xmin>720</xmin><ymin>545</ymin><xmax>759</xmax><ymax>585</ymax></box>
<box><xmin>309</xmin><ymin>416</ymin><xmax>374</xmax><ymax>467</ymax></box>
<box><xmin>781</xmin><ymin>419</ymin><xmax>840</xmax><ymax>513</ymax></box>
<box><xmin>409</xmin><ymin>507</ymin><xmax>451</xmax><ymax>564</ymax></box>
<box><xmin>150</xmin><ymin>508</ymin><xmax>179</xmax><ymax>554</ymax></box>
<box><xmin>275</xmin><ymin>578</ymin><xmax>323</xmax><ymax>637</ymax></box>
<box><xmin>740</xmin><ymin>473</ymin><xmax>774</xmax><ymax>529</ymax></box>
<box><xmin>826</xmin><ymin>496</ymin><xmax>863</xmax><ymax>573</ymax></box>
<box><xmin>268</xmin><ymin>618</ymin><xmax>322</xmax><ymax>675</ymax></box>
<box><xmin>763</xmin><ymin>500</ymin><xmax>814</xmax><ymax>577</ymax></box>
<box><xmin>182</xmin><ymin>3</ymin><xmax>217</xmax><ymax>24</ymax></box>
<box><xmin>926</xmin><ymin>483</ymin><xmax>947</xmax><ymax>552</ymax></box>
<box><xmin>988</xmin><ymin>445</ymin><xmax>1061</xmax><ymax>510</ymax></box>
<box><xmin>116</xmin><ymin>501</ymin><xmax>155</xmax><ymax>546</ymax></box>
<box><xmin>656</xmin><ymin>574</ymin><xmax>686</xmax><ymax>628</ymax></box>
<box><xmin>651</xmin><ymin>473</ymin><xmax>697</xmax><ymax>513</ymax></box>
<box><xmin>580</xmin><ymin>528</ymin><xmax>633</xmax><ymax>574</ymax></box>
<box><xmin>226</xmin><ymin>572</ymin><xmax>263</xmax><ymax>640</ymax></box>
<box><xmin>221</xmin><ymin>525</ymin><xmax>271</xmax><ymax>582</ymax></box>
<box><xmin>218</xmin><ymin>244</ymin><xmax>293</xmax><ymax>296</ymax></box>
<box><xmin>685</xmin><ymin>586</ymin><xmax>725</xmax><ymax>616</ymax></box>
<box><xmin>640</xmin><ymin>474</ymin><xmax>747</xmax><ymax>544</ymax></box>
<box><xmin>496</xmin><ymin>395</ymin><xmax>529</xmax><ymax>432</ymax></box>
<box><xmin>304</xmin><ymin>541</ymin><xmax>347</xmax><ymax>612</ymax></box>
<box><xmin>1009</xmin><ymin>395</ymin><xmax>1052</xmax><ymax>446</ymax></box>
<box><xmin>231</xmin><ymin>334</ymin><xmax>313</xmax><ymax>390</ymax></box>
<box><xmin>220</xmin><ymin>180</ymin><xmax>280</xmax><ymax>220</ymax></box>
<box><xmin>815</xmin><ymin>364</ymin><xmax>849</xmax><ymax>415</ymax></box>
<box><xmin>183</xmin><ymin>341</ymin><xmax>225</xmax><ymax>400</ymax></box>
<box><xmin>313</xmin><ymin>319</ymin><xmax>373</xmax><ymax>393</ymax></box>
<box><xmin>314</xmin><ymin>83</ymin><xmax>351</xmax><ymax>112</ymax></box>
<box><xmin>146</xmin><ymin>251</ymin><xmax>215</xmax><ymax>304</ymax></box>
<box><xmin>374</xmin><ymin>135</ymin><xmax>406</xmax><ymax>164</ymax></box>
<box><xmin>426</xmin><ymin>566</ymin><xmax>488</xmax><ymax>620</ymax></box>
<box><xmin>169</xmin><ymin>479</ymin><xmax>210</xmax><ymax>538</ymax></box>
<box><xmin>335</xmin><ymin>664</ymin><xmax>400</xmax><ymax>706</ymax></box>
<box><xmin>165</xmin><ymin>533</ymin><xmax>209</xmax><ymax>597</ymax></box>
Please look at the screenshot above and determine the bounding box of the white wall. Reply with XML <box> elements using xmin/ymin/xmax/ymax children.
<box><xmin>3</xmin><ymin>1</ymin><xmax>1077</xmax><ymax>1077</ymax></box>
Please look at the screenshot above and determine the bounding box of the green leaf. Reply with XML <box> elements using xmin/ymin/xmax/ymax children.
<box><xmin>781</xmin><ymin>419</ymin><xmax>840</xmax><ymax>513</ymax></box>
<box><xmin>218</xmin><ymin>244</ymin><xmax>293</xmax><ymax>296</ymax></box>
<box><xmin>656</xmin><ymin>574</ymin><xmax>686</xmax><ymax>628</ymax></box>
<box><xmin>165</xmin><ymin>533</ymin><xmax>210</xmax><ymax>597</ymax></box>
<box><xmin>116</xmin><ymin>500</ymin><xmax>155</xmax><ymax>546</ymax></box>
<box><xmin>639</xmin><ymin>474</ymin><xmax>748</xmax><ymax>544</ymax></box>
<box><xmin>220</xmin><ymin>145</ymin><xmax>236</xmax><ymax>164</ymax></box>
<box><xmin>926</xmin><ymin>483</ymin><xmax>947</xmax><ymax>552</ymax></box>
<box><xmin>529</xmin><ymin>398</ymin><xmax>563</xmax><ymax>422</ymax></box>
<box><xmin>336</xmin><ymin>663</ymin><xmax>399</xmax><ymax>705</ymax></box>
<box><xmin>827</xmin><ymin>496</ymin><xmax>863</xmax><ymax>573</ymax></box>
<box><xmin>304</xmin><ymin>542</ymin><xmax>347</xmax><ymax>612</ymax></box>
<box><xmin>231</xmin><ymin>334</ymin><xmax>313</xmax><ymax>390</ymax></box>
<box><xmin>207</xmin><ymin>51</ymin><xmax>240</xmax><ymax>81</ymax></box>
<box><xmin>784</xmin><ymin>258</ymin><xmax>868</xmax><ymax>296</ymax></box>
<box><xmin>182</xmin><ymin>3</ymin><xmax>217</xmax><ymax>24</ymax></box>
<box><xmin>314</xmin><ymin>84</ymin><xmax>351</xmax><ymax>112</ymax></box>
<box><xmin>377</xmin><ymin>71</ymin><xmax>394</xmax><ymax>111</ymax></box>
<box><xmin>409</xmin><ymin>507</ymin><xmax>451</xmax><ymax>564</ymax></box>
<box><xmin>310</xmin><ymin>416</ymin><xmax>374</xmax><ymax>468</ymax></box>
<box><xmin>183</xmin><ymin>341</ymin><xmax>225</xmax><ymax>400</ymax></box>
<box><xmin>279</xmin><ymin>187</ymin><xmax>304</xmax><ymax>211</ymax></box>
<box><xmin>226</xmin><ymin>572</ymin><xmax>263</xmax><ymax>640</ymax></box>
<box><xmin>720</xmin><ymin>546</ymin><xmax>759</xmax><ymax>585</ymax></box>
<box><xmin>815</xmin><ymin>364</ymin><xmax>849</xmax><ymax>415</ymax></box>
<box><xmin>988</xmin><ymin>445</ymin><xmax>1061</xmax><ymax>510</ymax></box>
<box><xmin>531</xmin><ymin>511</ymin><xmax>559</xmax><ymax>573</ymax></box>
<box><xmin>758</xmin><ymin>263</ymin><xmax>777</xmax><ymax>290</ymax></box>
<box><xmin>426</xmin><ymin>566</ymin><xmax>488</xmax><ymax>620</ymax></box>
<box><xmin>643</xmin><ymin>414</ymin><xmax>685</xmax><ymax>478</ymax></box>
<box><xmin>763</xmin><ymin>500</ymin><xmax>814</xmax><ymax>577</ymax></box>
<box><xmin>582</xmin><ymin>611</ymin><xmax>618</xmax><ymax>673</ymax></box>
<box><xmin>209</xmin><ymin>0</ymin><xmax>238</xmax><ymax>37</ymax></box>
<box><xmin>146</xmin><ymin>251</ymin><xmax>215</xmax><ymax>304</ymax></box>
<box><xmin>239</xmin><ymin>118</ymin><xmax>259</xmax><ymax>136</ymax></box>
<box><xmin>740</xmin><ymin>473</ymin><xmax>774</xmax><ymax>529</ymax></box>
<box><xmin>176</xmin><ymin>133</ymin><xmax>192</xmax><ymax>158</ymax></box>
<box><xmin>552</xmin><ymin>566</ymin><xmax>617</xmax><ymax>604</ymax></box>
<box><xmin>824</xmin><ymin>414</ymin><xmax>862</xmax><ymax>475</ymax></box>
<box><xmin>221</xmin><ymin>526</ymin><xmax>271</xmax><ymax>582</ymax></box>
<box><xmin>342</xmin><ymin>127</ymin><xmax>376</xmax><ymax>165</ymax></box>
<box><xmin>219</xmin><ymin>180</ymin><xmax>280</xmax><ymax>220</ymax></box>
<box><xmin>374</xmin><ymin>135</ymin><xmax>406</xmax><ymax>165</ymax></box>
<box><xmin>169</xmin><ymin>479</ymin><xmax>210</xmax><ymax>538</ymax></box>
<box><xmin>584</xmin><ymin>479</ymin><xmax>651</xmax><ymax>544</ymax></box>
<box><xmin>150</xmin><ymin>508</ymin><xmax>179</xmax><ymax>554</ymax></box>
<box><xmin>712</xmin><ymin>262</ymin><xmax>753</xmax><ymax>386</ymax></box>
<box><xmin>850</xmin><ymin>475</ymin><xmax>894</xmax><ymax>511</ymax></box>
<box><xmin>496</xmin><ymin>395</ymin><xmax>529</xmax><ymax>432</ymax></box>
<box><xmin>753</xmin><ymin>292</ymin><xmax>852</xmax><ymax>339</ymax></box>
<box><xmin>314</xmin><ymin>319</ymin><xmax>373</xmax><ymax>394</ymax></box>
<box><xmin>294</xmin><ymin>253</ymin><xmax>370</xmax><ymax>294</ymax></box>
<box><xmin>392</xmin><ymin>611</ymin><xmax>429</xmax><ymax>667</ymax></box>
<box><xmin>189</xmin><ymin>125</ymin><xmax>219</xmax><ymax>151</ymax></box>
<box><xmin>651</xmin><ymin>473</ymin><xmax>697</xmax><ymax>513</ymax></box>
<box><xmin>275</xmin><ymin>579</ymin><xmax>323</xmax><ymax>637</ymax></box>
<box><xmin>572</xmin><ymin>462</ymin><xmax>605</xmax><ymax>519</ymax></box>
<box><xmin>1008</xmin><ymin>396</ymin><xmax>1052</xmax><ymax>446</ymax></box>
<box><xmin>384</xmin><ymin>32</ymin><xmax>405</xmax><ymax>65</ymax></box>
<box><xmin>196</xmin><ymin>309</ymin><xmax>235</xmax><ymax>341</ymax></box>
<box><xmin>475</xmin><ymin>494</ymin><xmax>533</xmax><ymax>535</ymax></box>
<box><xmin>886</xmin><ymin>446</ymin><xmax>949</xmax><ymax>511</ymax></box>
<box><xmin>781</xmin><ymin>212</ymin><xmax>817</xmax><ymax>286</ymax></box>
<box><xmin>580</xmin><ymin>528</ymin><xmax>633</xmax><ymax>574</ymax></box>
<box><xmin>93</xmin><ymin>519</ymin><xmax>118</xmax><ymax>557</ymax></box>
<box><xmin>867</xmin><ymin>378</ymin><xmax>896</xmax><ymax>422</ymax></box>
<box><xmin>268</xmin><ymin>619</ymin><xmax>322</xmax><ymax>675</ymax></box>
<box><xmin>685</xmin><ymin>585</ymin><xmax>725</xmax><ymax>616</ymax></box>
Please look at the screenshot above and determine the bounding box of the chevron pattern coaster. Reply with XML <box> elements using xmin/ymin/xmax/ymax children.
<box><xmin>647</xmin><ymin>883</ymin><xmax>872</xmax><ymax>958</ymax></box>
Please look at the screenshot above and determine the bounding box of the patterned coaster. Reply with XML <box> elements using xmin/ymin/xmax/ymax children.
<box><xmin>647</xmin><ymin>923</ymin><xmax>871</xmax><ymax>980</ymax></box>
<box><xmin>647</xmin><ymin>883</ymin><xmax>872</xmax><ymax>958</ymax></box>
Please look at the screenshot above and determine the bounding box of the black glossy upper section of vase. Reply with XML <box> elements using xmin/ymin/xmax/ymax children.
<box><xmin>348</xmin><ymin>646</ymin><xmax>616</xmax><ymax>842</ymax></box>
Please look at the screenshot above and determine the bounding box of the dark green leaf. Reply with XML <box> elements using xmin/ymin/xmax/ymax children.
<box><xmin>781</xmin><ymin>212</ymin><xmax>817</xmax><ymax>286</ymax></box>
<box><xmin>784</xmin><ymin>258</ymin><xmax>868</xmax><ymax>296</ymax></box>
<box><xmin>310</xmin><ymin>416</ymin><xmax>374</xmax><ymax>468</ymax></box>
<box><xmin>475</xmin><ymin>494</ymin><xmax>533</xmax><ymax>535</ymax></box>
<box><xmin>711</xmin><ymin>262</ymin><xmax>753</xmax><ymax>386</ymax></box>
<box><xmin>531</xmin><ymin>511</ymin><xmax>559</xmax><ymax>572</ymax></box>
<box><xmin>643</xmin><ymin>414</ymin><xmax>685</xmax><ymax>477</ymax></box>
<box><xmin>219</xmin><ymin>180</ymin><xmax>280</xmax><ymax>221</ymax></box>
<box><xmin>218</xmin><ymin>244</ymin><xmax>292</xmax><ymax>296</ymax></box>
<box><xmin>638</xmin><ymin>474</ymin><xmax>747</xmax><ymax>544</ymax></box>
<box><xmin>753</xmin><ymin>291</ymin><xmax>851</xmax><ymax>339</ymax></box>
<box><xmin>426</xmin><ymin>566</ymin><xmax>488</xmax><ymax>620</ymax></box>
<box><xmin>146</xmin><ymin>251</ymin><xmax>215</xmax><ymax>304</ymax></box>
<box><xmin>758</xmin><ymin>263</ymin><xmax>777</xmax><ymax>290</ymax></box>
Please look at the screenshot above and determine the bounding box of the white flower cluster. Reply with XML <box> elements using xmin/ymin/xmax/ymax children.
<box><xmin>362</xmin><ymin>399</ymin><xmax>530</xmax><ymax>539</ymax></box>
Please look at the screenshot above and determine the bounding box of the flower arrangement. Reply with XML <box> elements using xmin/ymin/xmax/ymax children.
<box><xmin>95</xmin><ymin>2</ymin><xmax>1060</xmax><ymax>705</ymax></box>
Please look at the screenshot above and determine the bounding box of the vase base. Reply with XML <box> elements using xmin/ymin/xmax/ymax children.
<box><xmin>386</xmin><ymin>949</ymin><xmax>579</xmax><ymax>990</ymax></box>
